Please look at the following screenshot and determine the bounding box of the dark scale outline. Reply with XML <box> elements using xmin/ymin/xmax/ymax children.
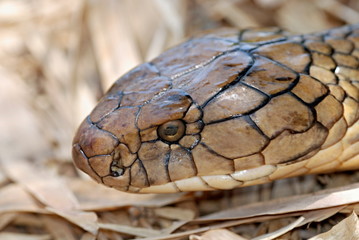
<box><xmin>166</xmin><ymin>145</ymin><xmax>198</xmax><ymax>183</ymax></box>
<box><xmin>324</xmin><ymin>36</ymin><xmax>355</xmax><ymax>55</ymax></box>
<box><xmin>78</xmin><ymin>116</ymin><xmax>122</xmax><ymax>181</ymax></box>
<box><xmin>309</xmin><ymin>51</ymin><xmax>337</xmax><ymax>70</ymax></box>
<box><xmin>324</xmin><ymin>116</ymin><xmax>349</xmax><ymax>150</ymax></box>
<box><xmin>122</xmin><ymin>82</ymin><xmax>175</xmax><ymax>110</ymax></box>
<box><xmin>272</xmin><ymin>122</ymin><xmax>329</xmax><ymax>165</ymax></box>
<box><xmin>244</xmin><ymin>55</ymin><xmax>301</xmax><ymax>97</ymax></box>
<box><xmin>249</xmin><ymin>40</ymin><xmax>312</xmax><ymax>75</ymax></box>
<box><xmin>182</xmin><ymin>101</ymin><xmax>203</xmax><ymax>123</ymax></box>
<box><xmin>75</xmin><ymin>144</ymin><xmax>104</xmax><ymax>184</ymax></box>
<box><xmin>316</xmin><ymin>94</ymin><xmax>346</xmax><ymax>130</ymax></box>
<box><xmin>185</xmin><ymin>120</ymin><xmax>204</xmax><ymax>135</ymax></box>
<box><xmin>88</xmin><ymin>116</ymin><xmax>121</xmax><ymax>154</ymax></box>
<box><xmin>196</xmin><ymin>36</ymin><xmax>239</xmax><ymax>44</ymax></box>
<box><xmin>91</xmin><ymin>112</ymin><xmax>145</xmax><ymax>180</ymax></box>
<box><xmin>249</xmin><ymin>97</ymin><xmax>319</xmax><ymax>141</ymax></box>
<box><xmin>133</xmin><ymin>90</ymin><xmax>192</xmax><ymax>131</ymax></box>
<box><xmin>332</xmin><ymin>52</ymin><xmax>359</xmax><ymax>68</ymax></box>
<box><xmin>129</xmin><ymin>140</ymin><xmax>171</xmax><ymax>187</ymax></box>
<box><xmin>203</xmin><ymin>55</ymin><xmax>301</xmax><ymax>126</ymax></box>
<box><xmin>243</xmin><ymin>115</ymin><xmax>269</xmax><ymax>140</ymax></box>
<box><xmin>238</xmin><ymin>26</ymin><xmax>290</xmax><ymax>48</ymax></box>
<box><xmin>94</xmin><ymin>106</ymin><xmax>141</xmax><ymax>156</ymax></box>
<box><xmin>326</xmin><ymin>83</ymin><xmax>348</xmax><ymax>102</ymax></box>
<box><xmin>162</xmin><ymin>152</ymin><xmax>172</xmax><ymax>185</ymax></box>
<box><xmin>197</xmin><ymin>176</ymin><xmax>216</xmax><ymax>191</ymax></box>
<box><xmin>183</xmin><ymin>102</ymin><xmax>204</xmax><ymax>124</ymax></box>
<box><xmin>88</xmin><ymin>153</ymin><xmax>114</xmax><ymax>178</ymax></box>
<box><xmin>204</xmin><ymin>85</ymin><xmax>270</xmax><ymax>126</ymax></box>
<box><xmin>248</xmin><ymin>93</ymin><xmax>320</xmax><ymax>142</ymax></box>
<box><xmin>119</xmin><ymin>62</ymin><xmax>162</xmax><ymax>94</ymax></box>
<box><xmin>91</xmin><ymin>91</ymin><xmax>124</xmax><ymax>124</ymax></box>
<box><xmin>342</xmin><ymin>96</ymin><xmax>359</xmax><ymax>128</ymax></box>
<box><xmin>309</xmin><ymin>65</ymin><xmax>334</xmax><ymax>83</ymax></box>
<box><xmin>303</xmin><ymin>48</ymin><xmax>335</xmax><ymax>59</ymax></box>
<box><xmin>300</xmin><ymin>32</ymin><xmax>359</xmax><ymax>97</ymax></box>
<box><xmin>129</xmin><ymin>159</ymin><xmax>150</xmax><ymax>188</ymax></box>
<box><xmin>287</xmin><ymin>91</ymin><xmax>320</xmax><ymax>130</ymax></box>
<box><xmin>179</xmin><ymin>134</ymin><xmax>201</xmax><ymax>149</ymax></box>
<box><xmin>350</xmin><ymin>68</ymin><xmax>359</xmax><ymax>81</ymax></box>
<box><xmin>169</xmin><ymin>52</ymin><xmax>229</xmax><ymax>80</ymax></box>
<box><xmin>330</xmin><ymin>24</ymin><xmax>353</xmax><ymax>38</ymax></box>
<box><xmin>200</xmin><ymin>51</ymin><xmax>255</xmax><ymax>109</ymax></box>
<box><xmin>199</xmin><ymin>142</ymin><xmax>234</xmax><ymax>163</ymax></box>
<box><xmin>335</xmin><ymin>65</ymin><xmax>359</xmax><ymax>77</ymax></box>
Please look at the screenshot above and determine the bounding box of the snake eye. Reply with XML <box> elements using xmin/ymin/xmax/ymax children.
<box><xmin>158</xmin><ymin>120</ymin><xmax>186</xmax><ymax>142</ymax></box>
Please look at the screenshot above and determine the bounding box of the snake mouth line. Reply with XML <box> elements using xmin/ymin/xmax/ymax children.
<box><xmin>138</xmin><ymin>165</ymin><xmax>277</xmax><ymax>193</ymax></box>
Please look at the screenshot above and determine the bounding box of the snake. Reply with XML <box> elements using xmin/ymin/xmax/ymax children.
<box><xmin>72</xmin><ymin>24</ymin><xmax>359</xmax><ymax>193</ymax></box>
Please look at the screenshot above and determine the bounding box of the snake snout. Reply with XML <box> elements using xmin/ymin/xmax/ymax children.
<box><xmin>72</xmin><ymin>142</ymin><xmax>102</xmax><ymax>183</ymax></box>
<box><xmin>72</xmin><ymin>117</ymin><xmax>120</xmax><ymax>182</ymax></box>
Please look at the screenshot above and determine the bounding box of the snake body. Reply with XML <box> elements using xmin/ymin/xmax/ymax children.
<box><xmin>73</xmin><ymin>24</ymin><xmax>359</xmax><ymax>193</ymax></box>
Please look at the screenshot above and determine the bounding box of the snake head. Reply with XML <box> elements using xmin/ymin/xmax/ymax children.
<box><xmin>71</xmin><ymin>31</ymin><xmax>268</xmax><ymax>193</ymax></box>
<box><xmin>74</xmin><ymin>29</ymin><xmax>332</xmax><ymax>193</ymax></box>
<box><xmin>72</xmin><ymin>61</ymin><xmax>209</xmax><ymax>192</ymax></box>
<box><xmin>72</xmin><ymin>25</ymin><xmax>359</xmax><ymax>193</ymax></box>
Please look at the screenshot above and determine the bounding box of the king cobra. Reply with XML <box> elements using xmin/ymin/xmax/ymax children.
<box><xmin>72</xmin><ymin>24</ymin><xmax>359</xmax><ymax>193</ymax></box>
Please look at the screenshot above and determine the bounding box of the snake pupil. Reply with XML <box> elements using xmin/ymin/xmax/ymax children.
<box><xmin>164</xmin><ymin>125</ymin><xmax>178</xmax><ymax>136</ymax></box>
<box><xmin>158</xmin><ymin>120</ymin><xmax>186</xmax><ymax>142</ymax></box>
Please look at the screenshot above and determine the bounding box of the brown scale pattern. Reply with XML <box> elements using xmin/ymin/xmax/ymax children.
<box><xmin>72</xmin><ymin>24</ymin><xmax>359</xmax><ymax>193</ymax></box>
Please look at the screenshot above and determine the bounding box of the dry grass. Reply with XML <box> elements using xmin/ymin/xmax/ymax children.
<box><xmin>0</xmin><ymin>0</ymin><xmax>359</xmax><ymax>239</ymax></box>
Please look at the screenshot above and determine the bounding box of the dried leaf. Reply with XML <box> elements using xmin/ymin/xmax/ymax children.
<box><xmin>99</xmin><ymin>223</ymin><xmax>162</xmax><ymax>238</ymax></box>
<box><xmin>276</xmin><ymin>0</ymin><xmax>331</xmax><ymax>33</ymax></box>
<box><xmin>47</xmin><ymin>207</ymin><xmax>98</xmax><ymax>235</ymax></box>
<box><xmin>212</xmin><ymin>1</ymin><xmax>261</xmax><ymax>28</ymax></box>
<box><xmin>190</xmin><ymin>229</ymin><xmax>248</xmax><ymax>240</ymax></box>
<box><xmin>79</xmin><ymin>233</ymin><xmax>96</xmax><ymax>240</ymax></box>
<box><xmin>154</xmin><ymin>207</ymin><xmax>196</xmax><ymax>221</ymax></box>
<box><xmin>0</xmin><ymin>68</ymin><xmax>49</xmax><ymax>158</ymax></box>
<box><xmin>0</xmin><ymin>233</ymin><xmax>51</xmax><ymax>240</ymax></box>
<box><xmin>309</xmin><ymin>212</ymin><xmax>359</xmax><ymax>240</ymax></box>
<box><xmin>2</xmin><ymin>159</ymin><xmax>79</xmax><ymax>211</ymax></box>
<box><xmin>87</xmin><ymin>0</ymin><xmax>142</xmax><ymax>89</ymax></box>
<box><xmin>42</xmin><ymin>215</ymin><xmax>78</xmax><ymax>240</ymax></box>
<box><xmin>0</xmin><ymin>213</ymin><xmax>17</xmax><ymax>230</ymax></box>
<box><xmin>316</xmin><ymin>0</ymin><xmax>359</xmax><ymax>24</ymax></box>
<box><xmin>70</xmin><ymin>179</ymin><xmax>186</xmax><ymax>210</ymax></box>
<box><xmin>0</xmin><ymin>184</ymin><xmax>41</xmax><ymax>214</ymax></box>
<box><xmin>197</xmin><ymin>183</ymin><xmax>359</xmax><ymax>222</ymax></box>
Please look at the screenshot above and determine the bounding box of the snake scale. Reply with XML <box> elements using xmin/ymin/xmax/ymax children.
<box><xmin>73</xmin><ymin>24</ymin><xmax>359</xmax><ymax>193</ymax></box>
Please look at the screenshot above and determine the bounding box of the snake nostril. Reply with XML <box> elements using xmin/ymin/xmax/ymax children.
<box><xmin>110</xmin><ymin>161</ymin><xmax>125</xmax><ymax>177</ymax></box>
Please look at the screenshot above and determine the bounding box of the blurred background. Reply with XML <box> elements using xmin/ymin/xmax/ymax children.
<box><xmin>0</xmin><ymin>0</ymin><xmax>358</xmax><ymax>239</ymax></box>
